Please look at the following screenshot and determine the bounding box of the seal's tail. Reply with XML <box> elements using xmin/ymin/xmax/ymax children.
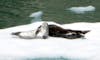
<box><xmin>11</xmin><ymin>32</ymin><xmax>21</xmax><ymax>36</ymax></box>
<box><xmin>82</xmin><ymin>30</ymin><xmax>90</xmax><ymax>34</ymax></box>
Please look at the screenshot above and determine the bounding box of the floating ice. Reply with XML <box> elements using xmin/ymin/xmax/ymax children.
<box><xmin>29</xmin><ymin>11</ymin><xmax>43</xmax><ymax>22</ymax></box>
<box><xmin>68</xmin><ymin>5</ymin><xmax>95</xmax><ymax>14</ymax></box>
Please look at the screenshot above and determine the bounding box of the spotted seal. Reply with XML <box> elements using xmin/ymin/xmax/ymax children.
<box><xmin>48</xmin><ymin>24</ymin><xmax>90</xmax><ymax>39</ymax></box>
<box><xmin>11</xmin><ymin>22</ymin><xmax>48</xmax><ymax>39</ymax></box>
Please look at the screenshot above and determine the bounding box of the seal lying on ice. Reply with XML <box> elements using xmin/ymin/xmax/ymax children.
<box><xmin>12</xmin><ymin>22</ymin><xmax>48</xmax><ymax>39</ymax></box>
<box><xmin>48</xmin><ymin>24</ymin><xmax>90</xmax><ymax>39</ymax></box>
<box><xmin>12</xmin><ymin>22</ymin><xmax>90</xmax><ymax>39</ymax></box>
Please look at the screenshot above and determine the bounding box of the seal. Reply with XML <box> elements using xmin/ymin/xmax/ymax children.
<box><xmin>48</xmin><ymin>24</ymin><xmax>90</xmax><ymax>39</ymax></box>
<box><xmin>11</xmin><ymin>22</ymin><xmax>49</xmax><ymax>39</ymax></box>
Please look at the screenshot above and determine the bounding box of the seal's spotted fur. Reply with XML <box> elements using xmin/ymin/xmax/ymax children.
<box><xmin>48</xmin><ymin>24</ymin><xmax>89</xmax><ymax>39</ymax></box>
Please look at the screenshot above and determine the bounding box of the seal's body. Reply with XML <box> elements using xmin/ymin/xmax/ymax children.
<box><xmin>48</xmin><ymin>25</ymin><xmax>89</xmax><ymax>39</ymax></box>
<box><xmin>12</xmin><ymin>30</ymin><xmax>37</xmax><ymax>39</ymax></box>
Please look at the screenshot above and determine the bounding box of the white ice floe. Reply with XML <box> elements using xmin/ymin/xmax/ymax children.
<box><xmin>67</xmin><ymin>5</ymin><xmax>95</xmax><ymax>14</ymax></box>
<box><xmin>0</xmin><ymin>21</ymin><xmax>100</xmax><ymax>60</ymax></box>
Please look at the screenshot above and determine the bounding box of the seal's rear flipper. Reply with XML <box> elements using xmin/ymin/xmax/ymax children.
<box><xmin>11</xmin><ymin>32</ymin><xmax>21</xmax><ymax>36</ymax></box>
<box><xmin>82</xmin><ymin>30</ymin><xmax>90</xmax><ymax>34</ymax></box>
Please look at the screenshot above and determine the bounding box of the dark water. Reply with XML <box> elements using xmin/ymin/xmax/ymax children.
<box><xmin>0</xmin><ymin>0</ymin><xmax>100</xmax><ymax>29</ymax></box>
